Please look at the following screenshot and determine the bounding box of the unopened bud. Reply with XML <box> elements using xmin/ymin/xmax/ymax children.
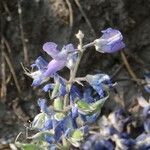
<box><xmin>76</xmin><ymin>30</ymin><xmax>84</xmax><ymax>40</ymax></box>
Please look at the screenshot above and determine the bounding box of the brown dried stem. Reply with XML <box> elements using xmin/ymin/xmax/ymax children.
<box><xmin>3</xmin><ymin>51</ymin><xmax>21</xmax><ymax>94</ymax></box>
<box><xmin>18</xmin><ymin>0</ymin><xmax>29</xmax><ymax>66</ymax></box>
<box><xmin>1</xmin><ymin>40</ymin><xmax>7</xmax><ymax>102</ymax></box>
<box><xmin>121</xmin><ymin>51</ymin><xmax>141</xmax><ymax>85</ymax></box>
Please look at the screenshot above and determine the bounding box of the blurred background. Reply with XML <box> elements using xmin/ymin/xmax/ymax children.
<box><xmin>0</xmin><ymin>0</ymin><xmax>150</xmax><ymax>148</ymax></box>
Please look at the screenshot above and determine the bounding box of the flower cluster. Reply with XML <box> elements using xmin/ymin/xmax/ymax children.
<box><xmin>17</xmin><ymin>28</ymin><xmax>148</xmax><ymax>150</ymax></box>
<box><xmin>82</xmin><ymin>102</ymin><xmax>150</xmax><ymax>150</ymax></box>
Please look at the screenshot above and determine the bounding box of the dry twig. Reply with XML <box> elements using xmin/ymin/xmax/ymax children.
<box><xmin>1</xmin><ymin>40</ymin><xmax>7</xmax><ymax>103</ymax></box>
<box><xmin>65</xmin><ymin>0</ymin><xmax>73</xmax><ymax>28</ymax></box>
<box><xmin>18</xmin><ymin>0</ymin><xmax>29</xmax><ymax>66</ymax></box>
<box><xmin>2</xmin><ymin>35</ymin><xmax>12</xmax><ymax>54</ymax></box>
<box><xmin>74</xmin><ymin>0</ymin><xmax>96</xmax><ymax>36</ymax></box>
<box><xmin>120</xmin><ymin>51</ymin><xmax>141</xmax><ymax>85</ymax></box>
<box><xmin>3</xmin><ymin>51</ymin><xmax>21</xmax><ymax>94</ymax></box>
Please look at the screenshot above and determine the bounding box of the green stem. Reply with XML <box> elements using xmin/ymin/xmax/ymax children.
<box><xmin>64</xmin><ymin>39</ymin><xmax>84</xmax><ymax>108</ymax></box>
<box><xmin>64</xmin><ymin>37</ymin><xmax>95</xmax><ymax>108</ymax></box>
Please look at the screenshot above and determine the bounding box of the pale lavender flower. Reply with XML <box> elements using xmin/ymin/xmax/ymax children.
<box><xmin>44</xmin><ymin>59</ymin><xmax>66</xmax><ymax>77</ymax></box>
<box><xmin>42</xmin><ymin>42</ymin><xmax>76</xmax><ymax>77</ymax></box>
<box><xmin>94</xmin><ymin>28</ymin><xmax>125</xmax><ymax>53</ymax></box>
<box><xmin>29</xmin><ymin>42</ymin><xmax>76</xmax><ymax>86</ymax></box>
<box><xmin>43</xmin><ymin>42</ymin><xmax>75</xmax><ymax>60</ymax></box>
<box><xmin>42</xmin><ymin>42</ymin><xmax>59</xmax><ymax>59</ymax></box>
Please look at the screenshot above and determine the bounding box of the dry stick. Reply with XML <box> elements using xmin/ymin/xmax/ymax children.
<box><xmin>3</xmin><ymin>51</ymin><xmax>21</xmax><ymax>94</ymax></box>
<box><xmin>2</xmin><ymin>35</ymin><xmax>12</xmax><ymax>54</ymax></box>
<box><xmin>127</xmin><ymin>52</ymin><xmax>149</xmax><ymax>72</ymax></box>
<box><xmin>65</xmin><ymin>0</ymin><xmax>74</xmax><ymax>41</ymax></box>
<box><xmin>18</xmin><ymin>0</ymin><xmax>29</xmax><ymax>66</ymax></box>
<box><xmin>120</xmin><ymin>51</ymin><xmax>141</xmax><ymax>85</ymax></box>
<box><xmin>74</xmin><ymin>0</ymin><xmax>96</xmax><ymax>36</ymax></box>
<box><xmin>111</xmin><ymin>63</ymin><xmax>124</xmax><ymax>79</ymax></box>
<box><xmin>2</xmin><ymin>1</ymin><xmax>11</xmax><ymax>18</ymax></box>
<box><xmin>65</xmin><ymin>0</ymin><xmax>73</xmax><ymax>28</ymax></box>
<box><xmin>1</xmin><ymin>41</ymin><xmax>7</xmax><ymax>103</ymax></box>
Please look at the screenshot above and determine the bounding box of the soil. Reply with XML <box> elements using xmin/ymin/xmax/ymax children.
<box><xmin>0</xmin><ymin>0</ymin><xmax>150</xmax><ymax>148</ymax></box>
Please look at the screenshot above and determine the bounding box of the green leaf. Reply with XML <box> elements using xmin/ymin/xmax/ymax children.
<box><xmin>32</xmin><ymin>113</ymin><xmax>46</xmax><ymax>129</ymax></box>
<box><xmin>51</xmin><ymin>82</ymin><xmax>60</xmax><ymax>99</ymax></box>
<box><xmin>54</xmin><ymin>113</ymin><xmax>65</xmax><ymax>121</ymax></box>
<box><xmin>76</xmin><ymin>100</ymin><xmax>90</xmax><ymax>110</ymax></box>
<box><xmin>90</xmin><ymin>93</ymin><xmax>109</xmax><ymax>111</ymax></box>
<box><xmin>16</xmin><ymin>143</ymin><xmax>40</xmax><ymax>150</ymax></box>
<box><xmin>29</xmin><ymin>131</ymin><xmax>54</xmax><ymax>142</ymax></box>
<box><xmin>68</xmin><ymin>139</ymin><xmax>80</xmax><ymax>148</ymax></box>
<box><xmin>68</xmin><ymin>129</ymin><xmax>84</xmax><ymax>147</ymax></box>
<box><xmin>71</xmin><ymin>130</ymin><xmax>84</xmax><ymax>141</ymax></box>
<box><xmin>76</xmin><ymin>91</ymin><xmax>109</xmax><ymax>115</ymax></box>
<box><xmin>76</xmin><ymin>100</ymin><xmax>92</xmax><ymax>115</ymax></box>
<box><xmin>53</xmin><ymin>98</ymin><xmax>63</xmax><ymax>111</ymax></box>
<box><xmin>67</xmin><ymin>130</ymin><xmax>84</xmax><ymax>147</ymax></box>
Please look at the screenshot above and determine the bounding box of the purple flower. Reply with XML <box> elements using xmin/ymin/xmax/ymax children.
<box><xmin>80</xmin><ymin>125</ymin><xmax>89</xmax><ymax>134</ymax></box>
<box><xmin>83</xmin><ymin>135</ymin><xmax>114</xmax><ymax>150</ymax></box>
<box><xmin>43</xmin><ymin>59</ymin><xmax>66</xmax><ymax>77</ymax></box>
<box><xmin>144</xmin><ymin>73</ymin><xmax>150</xmax><ymax>93</ymax></box>
<box><xmin>94</xmin><ymin>28</ymin><xmax>125</xmax><ymax>53</ymax></box>
<box><xmin>42</xmin><ymin>43</ymin><xmax>75</xmax><ymax>76</ymax></box>
<box><xmin>108</xmin><ymin>109</ymin><xmax>132</xmax><ymax>132</ymax></box>
<box><xmin>43</xmin><ymin>42</ymin><xmax>75</xmax><ymax>60</ymax></box>
<box><xmin>71</xmin><ymin>106</ymin><xmax>78</xmax><ymax>119</ymax></box>
<box><xmin>43</xmin><ymin>83</ymin><xmax>54</xmax><ymax>92</ymax></box>
<box><xmin>29</xmin><ymin>42</ymin><xmax>76</xmax><ymax>86</ymax></box>
<box><xmin>85</xmin><ymin>74</ymin><xmax>112</xmax><ymax>98</ymax></box>
<box><xmin>29</xmin><ymin>56</ymin><xmax>48</xmax><ymax>86</ymax></box>
<box><xmin>29</xmin><ymin>58</ymin><xmax>51</xmax><ymax>86</ymax></box>
<box><xmin>143</xmin><ymin>106</ymin><xmax>150</xmax><ymax>133</ymax></box>
<box><xmin>136</xmin><ymin>133</ymin><xmax>150</xmax><ymax>150</ymax></box>
<box><xmin>45</xmin><ymin>135</ymin><xmax>55</xmax><ymax>144</ymax></box>
<box><xmin>42</xmin><ymin>42</ymin><xmax>59</xmax><ymax>59</ymax></box>
<box><xmin>81</xmin><ymin>113</ymin><xmax>99</xmax><ymax>123</ymax></box>
<box><xmin>38</xmin><ymin>99</ymin><xmax>50</xmax><ymax>114</ymax></box>
<box><xmin>83</xmin><ymin>87</ymin><xmax>94</xmax><ymax>103</ymax></box>
<box><xmin>70</xmin><ymin>85</ymin><xmax>82</xmax><ymax>101</ymax></box>
<box><xmin>32</xmin><ymin>56</ymin><xmax>48</xmax><ymax>71</ymax></box>
<box><xmin>44</xmin><ymin>119</ymin><xmax>53</xmax><ymax>130</ymax></box>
